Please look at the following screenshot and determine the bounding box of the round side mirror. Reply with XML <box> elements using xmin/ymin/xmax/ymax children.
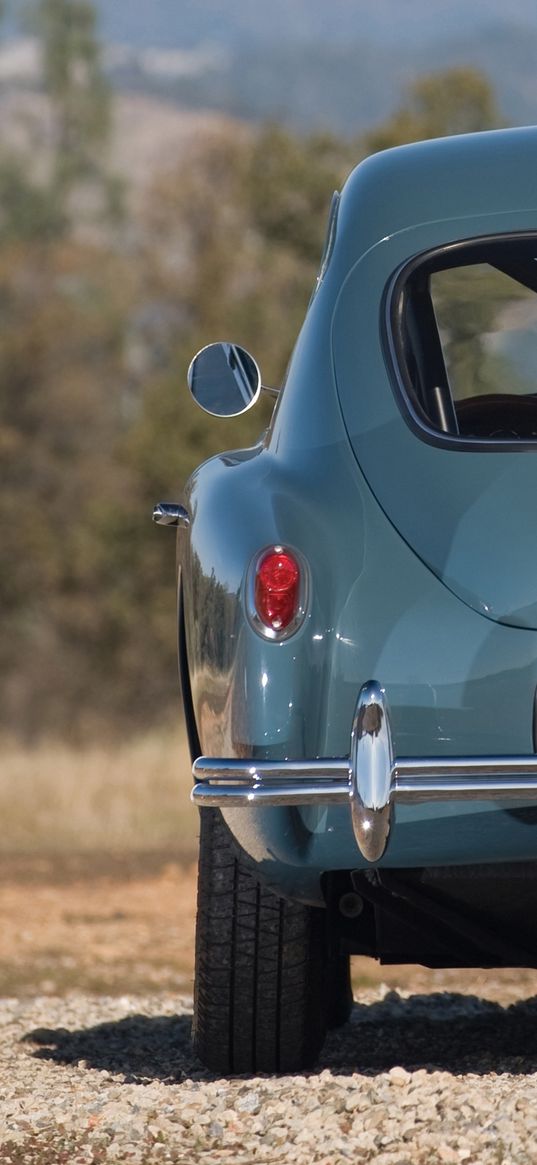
<box><xmin>187</xmin><ymin>342</ymin><xmax>261</xmax><ymax>418</ymax></box>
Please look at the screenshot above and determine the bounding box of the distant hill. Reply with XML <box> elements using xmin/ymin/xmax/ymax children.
<box><xmin>88</xmin><ymin>2</ymin><xmax>537</xmax><ymax>133</ymax></box>
<box><xmin>87</xmin><ymin>0</ymin><xmax>537</xmax><ymax>50</ymax></box>
<box><xmin>2</xmin><ymin>1</ymin><xmax>537</xmax><ymax>135</ymax></box>
<box><xmin>99</xmin><ymin>25</ymin><xmax>537</xmax><ymax>135</ymax></box>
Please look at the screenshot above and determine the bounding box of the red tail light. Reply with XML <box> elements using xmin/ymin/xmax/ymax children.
<box><xmin>254</xmin><ymin>547</ymin><xmax>301</xmax><ymax>635</ymax></box>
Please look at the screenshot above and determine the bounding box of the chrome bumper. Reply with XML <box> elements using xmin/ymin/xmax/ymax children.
<box><xmin>191</xmin><ymin>681</ymin><xmax>537</xmax><ymax>862</ymax></box>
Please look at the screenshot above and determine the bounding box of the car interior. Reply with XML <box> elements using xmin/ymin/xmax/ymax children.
<box><xmin>394</xmin><ymin>237</ymin><xmax>537</xmax><ymax>442</ymax></box>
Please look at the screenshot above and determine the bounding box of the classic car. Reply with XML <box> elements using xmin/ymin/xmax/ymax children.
<box><xmin>154</xmin><ymin>125</ymin><xmax>537</xmax><ymax>1074</ymax></box>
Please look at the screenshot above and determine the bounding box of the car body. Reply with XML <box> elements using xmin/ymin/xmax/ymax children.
<box><xmin>156</xmin><ymin>125</ymin><xmax>537</xmax><ymax>1073</ymax></box>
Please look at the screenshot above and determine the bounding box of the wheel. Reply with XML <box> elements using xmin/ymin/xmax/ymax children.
<box><xmin>192</xmin><ymin>808</ymin><xmax>328</xmax><ymax>1074</ymax></box>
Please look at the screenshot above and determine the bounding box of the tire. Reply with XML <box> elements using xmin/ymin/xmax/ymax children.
<box><xmin>192</xmin><ymin>808</ymin><xmax>328</xmax><ymax>1074</ymax></box>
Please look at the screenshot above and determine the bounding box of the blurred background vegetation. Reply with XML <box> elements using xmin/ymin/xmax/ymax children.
<box><xmin>0</xmin><ymin>0</ymin><xmax>505</xmax><ymax>744</ymax></box>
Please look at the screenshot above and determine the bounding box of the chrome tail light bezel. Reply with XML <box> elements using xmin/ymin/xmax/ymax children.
<box><xmin>245</xmin><ymin>544</ymin><xmax>310</xmax><ymax>642</ymax></box>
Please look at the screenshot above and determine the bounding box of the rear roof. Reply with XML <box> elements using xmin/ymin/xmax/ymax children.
<box><xmin>336</xmin><ymin>126</ymin><xmax>537</xmax><ymax>267</ymax></box>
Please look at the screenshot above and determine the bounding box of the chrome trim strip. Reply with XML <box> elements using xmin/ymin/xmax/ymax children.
<box><xmin>191</xmin><ymin>680</ymin><xmax>537</xmax><ymax>861</ymax></box>
<box><xmin>395</xmin><ymin>756</ymin><xmax>537</xmax><ymax>779</ymax></box>
<box><xmin>395</xmin><ymin>774</ymin><xmax>537</xmax><ymax>802</ymax></box>
<box><xmin>192</xmin><ymin>757</ymin><xmax>348</xmax><ymax>782</ymax></box>
<box><xmin>192</xmin><ymin>782</ymin><xmax>351</xmax><ymax>807</ymax></box>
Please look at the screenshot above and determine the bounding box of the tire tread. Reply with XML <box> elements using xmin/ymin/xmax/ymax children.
<box><xmin>192</xmin><ymin>808</ymin><xmax>327</xmax><ymax>1073</ymax></box>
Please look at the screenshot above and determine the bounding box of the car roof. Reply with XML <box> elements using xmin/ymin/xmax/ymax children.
<box><xmin>335</xmin><ymin>126</ymin><xmax>537</xmax><ymax>268</ymax></box>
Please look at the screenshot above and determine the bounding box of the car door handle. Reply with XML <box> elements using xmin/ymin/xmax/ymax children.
<box><xmin>152</xmin><ymin>502</ymin><xmax>190</xmax><ymax>527</ymax></box>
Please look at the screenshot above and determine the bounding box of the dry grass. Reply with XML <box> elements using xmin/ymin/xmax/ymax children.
<box><xmin>2</xmin><ymin>733</ymin><xmax>537</xmax><ymax>1003</ymax></box>
<box><xmin>0</xmin><ymin>729</ymin><xmax>197</xmax><ymax>858</ymax></box>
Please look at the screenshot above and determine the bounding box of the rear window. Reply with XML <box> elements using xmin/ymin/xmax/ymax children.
<box><xmin>390</xmin><ymin>235</ymin><xmax>537</xmax><ymax>446</ymax></box>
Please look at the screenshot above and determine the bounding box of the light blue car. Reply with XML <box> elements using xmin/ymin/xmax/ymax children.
<box><xmin>155</xmin><ymin>126</ymin><xmax>537</xmax><ymax>1074</ymax></box>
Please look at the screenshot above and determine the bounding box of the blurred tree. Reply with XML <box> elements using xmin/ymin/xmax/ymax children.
<box><xmin>0</xmin><ymin>0</ymin><xmax>120</xmax><ymax>243</ymax></box>
<box><xmin>0</xmin><ymin>240</ymin><xmax>140</xmax><ymax>738</ymax></box>
<box><xmin>0</xmin><ymin>0</ymin><xmax>130</xmax><ymax>738</ymax></box>
<box><xmin>0</xmin><ymin>160</ymin><xmax>64</xmax><ymax>242</ymax></box>
<box><xmin>0</xmin><ymin>43</ymin><xmax>506</xmax><ymax>739</ymax></box>
<box><xmin>364</xmin><ymin>67</ymin><xmax>501</xmax><ymax>153</ymax></box>
<box><xmin>30</xmin><ymin>0</ymin><xmax>122</xmax><ymax>227</ymax></box>
<box><xmin>246</xmin><ymin>125</ymin><xmax>351</xmax><ymax>264</ymax></box>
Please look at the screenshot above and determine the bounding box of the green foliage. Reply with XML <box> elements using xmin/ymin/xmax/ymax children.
<box><xmin>0</xmin><ymin>241</ymin><xmax>142</xmax><ymax>735</ymax></box>
<box><xmin>364</xmin><ymin>67</ymin><xmax>501</xmax><ymax>153</ymax></box>
<box><xmin>0</xmin><ymin>160</ymin><xmax>66</xmax><ymax>241</ymax></box>
<box><xmin>246</xmin><ymin>124</ymin><xmax>352</xmax><ymax>263</ymax></box>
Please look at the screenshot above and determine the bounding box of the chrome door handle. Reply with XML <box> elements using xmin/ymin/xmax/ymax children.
<box><xmin>152</xmin><ymin>502</ymin><xmax>190</xmax><ymax>527</ymax></box>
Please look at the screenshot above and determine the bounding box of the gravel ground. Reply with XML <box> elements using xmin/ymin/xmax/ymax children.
<box><xmin>2</xmin><ymin>985</ymin><xmax>537</xmax><ymax>1164</ymax></box>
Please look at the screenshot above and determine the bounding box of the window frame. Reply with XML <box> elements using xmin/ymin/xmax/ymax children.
<box><xmin>384</xmin><ymin>230</ymin><xmax>537</xmax><ymax>453</ymax></box>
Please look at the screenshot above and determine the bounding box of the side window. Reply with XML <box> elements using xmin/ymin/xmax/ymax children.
<box><xmin>393</xmin><ymin>238</ymin><xmax>537</xmax><ymax>443</ymax></box>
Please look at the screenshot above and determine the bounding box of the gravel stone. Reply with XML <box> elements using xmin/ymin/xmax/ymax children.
<box><xmin>1</xmin><ymin>985</ymin><xmax>537</xmax><ymax>1162</ymax></box>
<box><xmin>235</xmin><ymin>1089</ymin><xmax>261</xmax><ymax>1114</ymax></box>
<box><xmin>388</xmin><ymin>1066</ymin><xmax>412</xmax><ymax>1086</ymax></box>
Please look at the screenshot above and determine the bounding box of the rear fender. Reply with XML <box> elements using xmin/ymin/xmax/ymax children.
<box><xmin>179</xmin><ymin>440</ymin><xmax>365</xmax><ymax>763</ymax></box>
